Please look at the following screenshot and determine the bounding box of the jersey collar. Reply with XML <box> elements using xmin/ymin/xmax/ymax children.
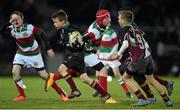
<box><xmin>14</xmin><ymin>23</ymin><xmax>27</xmax><ymax>32</ymax></box>
<box><xmin>63</xmin><ymin>22</ymin><xmax>70</xmax><ymax>29</ymax></box>
<box><xmin>122</xmin><ymin>22</ymin><xmax>132</xmax><ymax>28</ymax></box>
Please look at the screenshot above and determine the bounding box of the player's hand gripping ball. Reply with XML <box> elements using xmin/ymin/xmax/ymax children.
<box><xmin>69</xmin><ymin>31</ymin><xmax>83</xmax><ymax>48</ymax></box>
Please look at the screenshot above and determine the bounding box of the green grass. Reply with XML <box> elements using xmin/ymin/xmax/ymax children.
<box><xmin>0</xmin><ymin>76</ymin><xmax>179</xmax><ymax>109</ymax></box>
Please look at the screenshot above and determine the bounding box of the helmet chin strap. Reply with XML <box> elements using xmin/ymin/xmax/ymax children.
<box><xmin>95</xmin><ymin>22</ymin><xmax>106</xmax><ymax>31</ymax></box>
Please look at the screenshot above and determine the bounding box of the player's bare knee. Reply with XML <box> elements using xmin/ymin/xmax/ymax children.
<box><xmin>80</xmin><ymin>73</ymin><xmax>87</xmax><ymax>82</ymax></box>
<box><xmin>12</xmin><ymin>65</ymin><xmax>21</xmax><ymax>80</ymax></box>
<box><xmin>114</xmin><ymin>73</ymin><xmax>121</xmax><ymax>80</ymax></box>
<box><xmin>12</xmin><ymin>66</ymin><xmax>21</xmax><ymax>75</ymax></box>
<box><xmin>123</xmin><ymin>72</ymin><xmax>131</xmax><ymax>79</ymax></box>
<box><xmin>58</xmin><ymin>64</ymin><xmax>68</xmax><ymax>73</ymax></box>
<box><xmin>38</xmin><ymin>70</ymin><xmax>48</xmax><ymax>80</ymax></box>
<box><xmin>12</xmin><ymin>69</ymin><xmax>17</xmax><ymax>75</ymax></box>
<box><xmin>80</xmin><ymin>73</ymin><xmax>91</xmax><ymax>85</ymax></box>
<box><xmin>146</xmin><ymin>77</ymin><xmax>151</xmax><ymax>84</ymax></box>
<box><xmin>145</xmin><ymin>74</ymin><xmax>154</xmax><ymax>84</ymax></box>
<box><xmin>113</xmin><ymin>68</ymin><xmax>121</xmax><ymax>78</ymax></box>
<box><xmin>95</xmin><ymin>71</ymin><xmax>100</xmax><ymax>77</ymax></box>
<box><xmin>99</xmin><ymin>71</ymin><xmax>107</xmax><ymax>77</ymax></box>
<box><xmin>100</xmin><ymin>67</ymin><xmax>108</xmax><ymax>76</ymax></box>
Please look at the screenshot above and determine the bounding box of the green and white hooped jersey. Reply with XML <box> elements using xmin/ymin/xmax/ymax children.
<box><xmin>98</xmin><ymin>28</ymin><xmax>120</xmax><ymax>68</ymax></box>
<box><xmin>10</xmin><ymin>24</ymin><xmax>40</xmax><ymax>56</ymax></box>
<box><xmin>88</xmin><ymin>22</ymin><xmax>104</xmax><ymax>42</ymax></box>
<box><xmin>99</xmin><ymin>28</ymin><xmax>118</xmax><ymax>53</ymax></box>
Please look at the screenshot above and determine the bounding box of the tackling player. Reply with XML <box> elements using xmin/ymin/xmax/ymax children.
<box><xmin>109</xmin><ymin>9</ymin><xmax>173</xmax><ymax>107</ymax></box>
<box><xmin>85</xmin><ymin>9</ymin><xmax>131</xmax><ymax>98</ymax></box>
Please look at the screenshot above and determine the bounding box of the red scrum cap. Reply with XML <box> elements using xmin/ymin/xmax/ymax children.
<box><xmin>96</xmin><ymin>9</ymin><xmax>110</xmax><ymax>26</ymax></box>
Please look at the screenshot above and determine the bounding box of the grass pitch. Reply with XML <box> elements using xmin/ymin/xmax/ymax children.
<box><xmin>0</xmin><ymin>76</ymin><xmax>179</xmax><ymax>109</ymax></box>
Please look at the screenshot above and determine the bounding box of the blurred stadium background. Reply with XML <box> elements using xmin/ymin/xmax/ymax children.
<box><xmin>0</xmin><ymin>0</ymin><xmax>179</xmax><ymax>77</ymax></box>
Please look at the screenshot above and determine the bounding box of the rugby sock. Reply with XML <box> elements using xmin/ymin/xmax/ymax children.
<box><xmin>15</xmin><ymin>80</ymin><xmax>25</xmax><ymax>96</ymax></box>
<box><xmin>53</xmin><ymin>73</ymin><xmax>63</xmax><ymax>81</ymax></box>
<box><xmin>90</xmin><ymin>80</ymin><xmax>107</xmax><ymax>96</ymax></box>
<box><xmin>64</xmin><ymin>74</ymin><xmax>77</xmax><ymax>91</ymax></box>
<box><xmin>67</xmin><ymin>69</ymin><xmax>77</xmax><ymax>77</ymax></box>
<box><xmin>16</xmin><ymin>80</ymin><xmax>24</xmax><ymax>88</ymax></box>
<box><xmin>154</xmin><ymin>75</ymin><xmax>168</xmax><ymax>86</ymax></box>
<box><xmin>119</xmin><ymin>79</ymin><xmax>129</xmax><ymax>94</ymax></box>
<box><xmin>161</xmin><ymin>93</ymin><xmax>169</xmax><ymax>102</ymax></box>
<box><xmin>52</xmin><ymin>82</ymin><xmax>66</xmax><ymax>96</ymax></box>
<box><xmin>53</xmin><ymin>69</ymin><xmax>76</xmax><ymax>81</ymax></box>
<box><xmin>98</xmin><ymin>76</ymin><xmax>107</xmax><ymax>92</ymax></box>
<box><xmin>140</xmin><ymin>82</ymin><xmax>154</xmax><ymax>98</ymax></box>
<box><xmin>135</xmin><ymin>90</ymin><xmax>146</xmax><ymax>99</ymax></box>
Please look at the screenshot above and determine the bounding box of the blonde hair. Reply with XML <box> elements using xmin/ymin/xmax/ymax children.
<box><xmin>118</xmin><ymin>10</ymin><xmax>134</xmax><ymax>23</ymax></box>
<box><xmin>10</xmin><ymin>11</ymin><xmax>24</xmax><ymax>19</ymax></box>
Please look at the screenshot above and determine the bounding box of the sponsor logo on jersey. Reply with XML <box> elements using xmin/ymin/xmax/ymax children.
<box><xmin>23</xmin><ymin>32</ymin><xmax>29</xmax><ymax>37</ymax></box>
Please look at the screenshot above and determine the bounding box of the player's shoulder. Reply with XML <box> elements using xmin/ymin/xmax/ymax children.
<box><xmin>122</xmin><ymin>26</ymin><xmax>131</xmax><ymax>32</ymax></box>
<box><xmin>119</xmin><ymin>26</ymin><xmax>131</xmax><ymax>37</ymax></box>
<box><xmin>88</xmin><ymin>21</ymin><xmax>99</xmax><ymax>31</ymax></box>
<box><xmin>27</xmin><ymin>24</ymin><xmax>41</xmax><ymax>33</ymax></box>
<box><xmin>68</xmin><ymin>24</ymin><xmax>82</xmax><ymax>34</ymax></box>
<box><xmin>26</xmin><ymin>23</ymin><xmax>36</xmax><ymax>30</ymax></box>
<box><xmin>89</xmin><ymin>21</ymin><xmax>96</xmax><ymax>28</ymax></box>
<box><xmin>26</xmin><ymin>23</ymin><xmax>33</xmax><ymax>27</ymax></box>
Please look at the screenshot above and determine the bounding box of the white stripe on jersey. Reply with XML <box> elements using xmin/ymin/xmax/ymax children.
<box><xmin>88</xmin><ymin>22</ymin><xmax>102</xmax><ymax>40</ymax></box>
<box><xmin>102</xmin><ymin>32</ymin><xmax>117</xmax><ymax>42</ymax></box>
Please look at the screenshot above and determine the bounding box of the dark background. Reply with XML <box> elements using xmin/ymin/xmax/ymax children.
<box><xmin>0</xmin><ymin>0</ymin><xmax>179</xmax><ymax>77</ymax></box>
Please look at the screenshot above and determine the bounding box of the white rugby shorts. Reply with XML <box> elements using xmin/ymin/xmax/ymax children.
<box><xmin>85</xmin><ymin>53</ymin><xmax>100</xmax><ymax>67</ymax></box>
<box><xmin>99</xmin><ymin>53</ymin><xmax>121</xmax><ymax>68</ymax></box>
<box><xmin>13</xmin><ymin>53</ymin><xmax>44</xmax><ymax>69</ymax></box>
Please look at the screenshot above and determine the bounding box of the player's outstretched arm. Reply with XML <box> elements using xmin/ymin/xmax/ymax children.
<box><xmin>1</xmin><ymin>23</ymin><xmax>12</xmax><ymax>39</ymax></box>
<box><xmin>35</xmin><ymin>28</ymin><xmax>55</xmax><ymax>58</ymax></box>
<box><xmin>46</xmin><ymin>49</ymin><xmax>55</xmax><ymax>58</ymax></box>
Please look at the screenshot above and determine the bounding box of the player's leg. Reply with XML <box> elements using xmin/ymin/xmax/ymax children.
<box><xmin>95</xmin><ymin>70</ymin><xmax>100</xmax><ymax>78</ymax></box>
<box><xmin>79</xmin><ymin>72</ymin><xmax>118</xmax><ymax>103</ymax></box>
<box><xmin>85</xmin><ymin>54</ymin><xmax>108</xmax><ymax>92</ymax></box>
<box><xmin>12</xmin><ymin>64</ymin><xmax>26</xmax><ymax>101</ymax></box>
<box><xmin>58</xmin><ymin>64</ymin><xmax>80</xmax><ymax>98</ymax></box>
<box><xmin>32</xmin><ymin>53</ymin><xmax>68</xmax><ymax>101</ymax></box>
<box><xmin>154</xmin><ymin>75</ymin><xmax>174</xmax><ymax>96</ymax></box>
<box><xmin>98</xmin><ymin>66</ymin><xmax>108</xmax><ymax>92</ymax></box>
<box><xmin>133</xmin><ymin>74</ymin><xmax>156</xmax><ymax>103</ymax></box>
<box><xmin>145</xmin><ymin>74</ymin><xmax>173</xmax><ymax>107</ymax></box>
<box><xmin>12</xmin><ymin>54</ymin><xmax>27</xmax><ymax>101</ymax></box>
<box><xmin>49</xmin><ymin>73</ymin><xmax>63</xmax><ymax>81</ymax></box>
<box><xmin>91</xmin><ymin>63</ymin><xmax>108</xmax><ymax>97</ymax></box>
<box><xmin>45</xmin><ymin>69</ymin><xmax>76</xmax><ymax>90</ymax></box>
<box><xmin>86</xmin><ymin>67</ymin><xmax>100</xmax><ymax>97</ymax></box>
<box><xmin>145</xmin><ymin>56</ymin><xmax>173</xmax><ymax>107</ymax></box>
<box><xmin>37</xmin><ymin>69</ymin><xmax>68</xmax><ymax>101</ymax></box>
<box><xmin>112</xmin><ymin>66</ymin><xmax>131</xmax><ymax>98</ymax></box>
<box><xmin>123</xmin><ymin>71</ymin><xmax>149</xmax><ymax>107</ymax></box>
<box><xmin>44</xmin><ymin>52</ymin><xmax>79</xmax><ymax>93</ymax></box>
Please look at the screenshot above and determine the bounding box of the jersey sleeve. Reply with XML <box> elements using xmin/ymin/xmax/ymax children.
<box><xmin>32</xmin><ymin>25</ymin><xmax>51</xmax><ymax>50</ymax></box>
<box><xmin>1</xmin><ymin>23</ymin><xmax>13</xmax><ymax>38</ymax></box>
<box><xmin>32</xmin><ymin>26</ymin><xmax>40</xmax><ymax>36</ymax></box>
<box><xmin>120</xmin><ymin>28</ymin><xmax>130</xmax><ymax>46</ymax></box>
<box><xmin>87</xmin><ymin>24</ymin><xmax>102</xmax><ymax>45</ymax></box>
<box><xmin>117</xmin><ymin>28</ymin><xmax>130</xmax><ymax>55</ymax></box>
